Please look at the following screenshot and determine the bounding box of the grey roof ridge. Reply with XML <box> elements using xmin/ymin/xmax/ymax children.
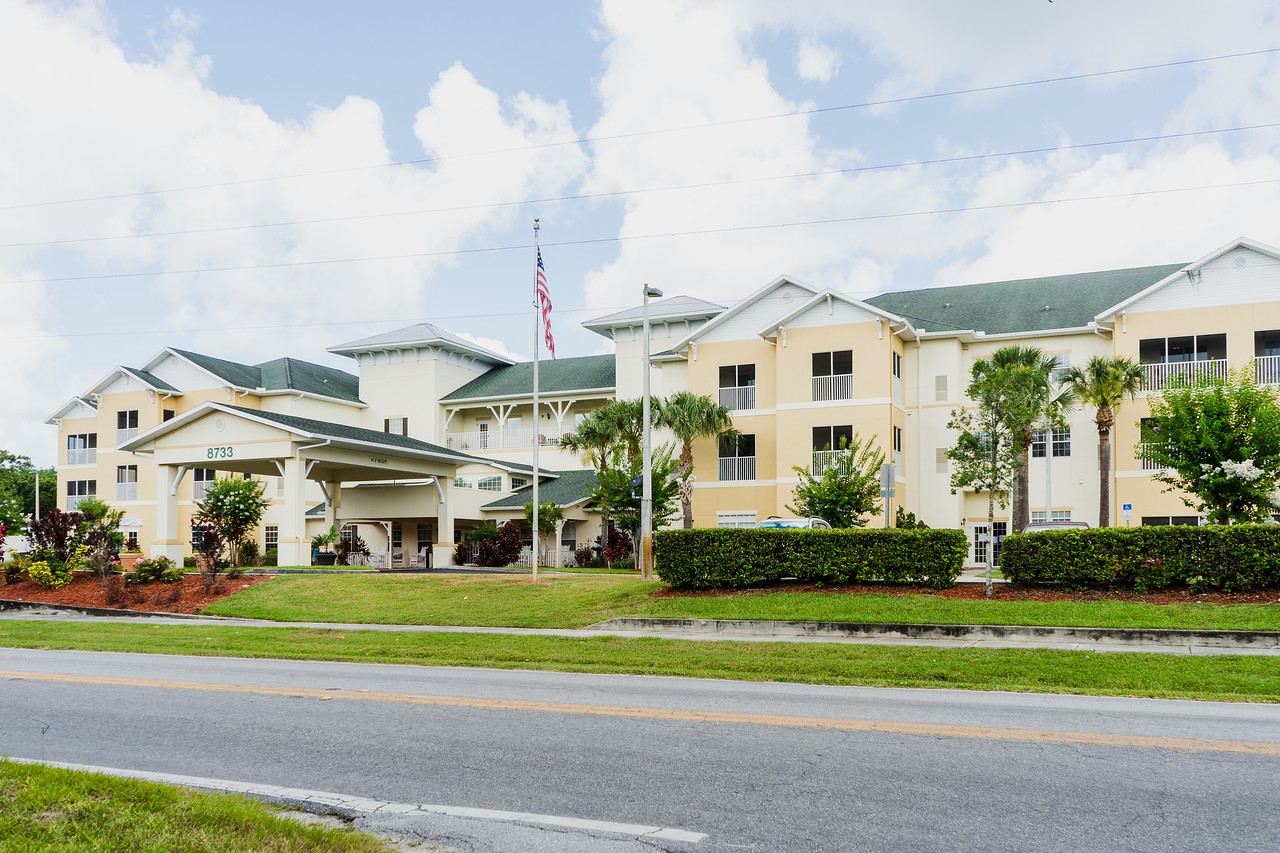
<box><xmin>666</xmin><ymin>274</ymin><xmax>822</xmax><ymax>354</ymax></box>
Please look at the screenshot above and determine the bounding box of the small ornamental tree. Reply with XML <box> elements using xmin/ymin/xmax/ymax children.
<box><xmin>788</xmin><ymin>433</ymin><xmax>885</xmax><ymax>528</ymax></box>
<box><xmin>1142</xmin><ymin>369</ymin><xmax>1280</xmax><ymax>524</ymax></box>
<box><xmin>194</xmin><ymin>476</ymin><xmax>270</xmax><ymax>567</ymax></box>
<box><xmin>589</xmin><ymin>445</ymin><xmax>682</xmax><ymax>539</ymax></box>
<box><xmin>523</xmin><ymin>500</ymin><xmax>564</xmax><ymax>566</ymax></box>
<box><xmin>77</xmin><ymin>496</ymin><xmax>125</xmax><ymax>586</ymax></box>
<box><xmin>0</xmin><ymin>522</ymin><xmax>6</xmax><ymax>566</ymax></box>
<box><xmin>30</xmin><ymin>507</ymin><xmax>85</xmax><ymax>566</ymax></box>
<box><xmin>191</xmin><ymin>519</ymin><xmax>224</xmax><ymax>590</ymax></box>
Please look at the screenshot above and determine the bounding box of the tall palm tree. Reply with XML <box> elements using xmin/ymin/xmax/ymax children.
<box><xmin>558</xmin><ymin>410</ymin><xmax>625</xmax><ymax>561</ymax></box>
<box><xmin>987</xmin><ymin>345</ymin><xmax>1060</xmax><ymax>535</ymax></box>
<box><xmin>594</xmin><ymin>399</ymin><xmax>644</xmax><ymax>462</ymax></box>
<box><xmin>1064</xmin><ymin>355</ymin><xmax>1144</xmax><ymax>527</ymax></box>
<box><xmin>655</xmin><ymin>391</ymin><xmax>739</xmax><ymax>528</ymax></box>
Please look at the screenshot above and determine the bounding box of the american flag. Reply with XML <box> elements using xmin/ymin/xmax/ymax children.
<box><xmin>537</xmin><ymin>248</ymin><xmax>555</xmax><ymax>358</ymax></box>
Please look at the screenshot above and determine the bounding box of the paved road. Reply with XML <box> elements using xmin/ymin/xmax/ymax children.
<box><xmin>1</xmin><ymin>648</ymin><xmax>1277</xmax><ymax>852</ymax></box>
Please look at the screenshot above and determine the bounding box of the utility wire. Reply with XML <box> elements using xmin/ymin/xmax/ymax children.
<box><xmin>4</xmin><ymin>121</ymin><xmax>1278</xmax><ymax>250</ymax></box>
<box><xmin>1</xmin><ymin>46</ymin><xmax>1275</xmax><ymax>212</ymax></box>
<box><xmin>5</xmin><ymin>174</ymin><xmax>1279</xmax><ymax>288</ymax></box>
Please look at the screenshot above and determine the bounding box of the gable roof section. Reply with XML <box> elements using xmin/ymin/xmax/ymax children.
<box><xmin>328</xmin><ymin>323</ymin><xmax>515</xmax><ymax>365</ymax></box>
<box><xmin>1093</xmin><ymin>237</ymin><xmax>1280</xmax><ymax>321</ymax></box>
<box><xmin>441</xmin><ymin>354</ymin><xmax>616</xmax><ymax>402</ymax></box>
<box><xmin>44</xmin><ymin>396</ymin><xmax>98</xmax><ymax>424</ymax></box>
<box><xmin>866</xmin><ymin>264</ymin><xmax>1186</xmax><ymax>336</ymax></box>
<box><xmin>670</xmin><ymin>275</ymin><xmax>822</xmax><ymax>352</ymax></box>
<box><xmin>758</xmin><ymin>289</ymin><xmax>910</xmax><ymax>338</ymax></box>
<box><xmin>161</xmin><ymin>349</ymin><xmax>363</xmax><ymax>404</ymax></box>
<box><xmin>582</xmin><ymin>295</ymin><xmax>726</xmax><ymax>337</ymax></box>
<box><xmin>481</xmin><ymin>469</ymin><xmax>597</xmax><ymax>510</ymax></box>
<box><xmin>119</xmin><ymin>367</ymin><xmax>181</xmax><ymax>394</ymax></box>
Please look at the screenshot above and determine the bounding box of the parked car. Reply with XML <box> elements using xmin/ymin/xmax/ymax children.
<box><xmin>755</xmin><ymin>517</ymin><xmax>832</xmax><ymax>530</ymax></box>
<box><xmin>1020</xmin><ymin>521</ymin><xmax>1089</xmax><ymax>534</ymax></box>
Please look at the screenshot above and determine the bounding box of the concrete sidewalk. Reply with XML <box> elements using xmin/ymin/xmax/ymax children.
<box><xmin>2</xmin><ymin>600</ymin><xmax>1277</xmax><ymax>656</ymax></box>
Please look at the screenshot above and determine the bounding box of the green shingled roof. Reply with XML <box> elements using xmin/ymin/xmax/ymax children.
<box><xmin>482</xmin><ymin>469</ymin><xmax>597</xmax><ymax>510</ymax></box>
<box><xmin>441</xmin><ymin>355</ymin><xmax>615</xmax><ymax>402</ymax></box>
<box><xmin>223</xmin><ymin>405</ymin><xmax>467</xmax><ymax>459</ymax></box>
<box><xmin>864</xmin><ymin>264</ymin><xmax>1186</xmax><ymax>336</ymax></box>
<box><xmin>121</xmin><ymin>367</ymin><xmax>181</xmax><ymax>393</ymax></box>
<box><xmin>171</xmin><ymin>349</ymin><xmax>362</xmax><ymax>403</ymax></box>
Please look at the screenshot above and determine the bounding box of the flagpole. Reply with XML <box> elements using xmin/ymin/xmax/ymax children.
<box><xmin>531</xmin><ymin>218</ymin><xmax>541</xmax><ymax>583</ymax></box>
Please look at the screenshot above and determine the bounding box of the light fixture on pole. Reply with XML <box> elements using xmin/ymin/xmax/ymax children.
<box><xmin>640</xmin><ymin>283</ymin><xmax>663</xmax><ymax>582</ymax></box>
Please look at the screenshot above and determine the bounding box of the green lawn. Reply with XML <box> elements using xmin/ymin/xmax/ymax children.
<box><xmin>202</xmin><ymin>573</ymin><xmax>1280</xmax><ymax>632</ymax></box>
<box><xmin>0</xmin><ymin>759</ymin><xmax>394</xmax><ymax>853</ymax></box>
<box><xmin>1</xmin><ymin>621</ymin><xmax>1276</xmax><ymax>702</ymax></box>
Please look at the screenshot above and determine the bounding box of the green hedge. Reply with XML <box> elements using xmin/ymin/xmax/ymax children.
<box><xmin>654</xmin><ymin>528</ymin><xmax>968</xmax><ymax>590</ymax></box>
<box><xmin>1000</xmin><ymin>525</ymin><xmax>1280</xmax><ymax>591</ymax></box>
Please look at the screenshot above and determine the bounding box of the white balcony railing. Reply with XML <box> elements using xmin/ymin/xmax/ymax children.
<box><xmin>719</xmin><ymin>385</ymin><xmax>756</xmax><ymax>411</ymax></box>
<box><xmin>1141</xmin><ymin>359</ymin><xmax>1228</xmax><ymax>391</ymax></box>
<box><xmin>718</xmin><ymin>456</ymin><xmax>756</xmax><ymax>481</ymax></box>
<box><xmin>445</xmin><ymin>428</ymin><xmax>564</xmax><ymax>451</ymax></box>
<box><xmin>1138</xmin><ymin>443</ymin><xmax>1166</xmax><ymax>471</ymax></box>
<box><xmin>811</xmin><ymin>450</ymin><xmax>850</xmax><ymax>476</ymax></box>
<box><xmin>892</xmin><ymin>375</ymin><xmax>903</xmax><ymax>404</ymax></box>
<box><xmin>116</xmin><ymin>427</ymin><xmax>138</xmax><ymax>445</ymax></box>
<box><xmin>193</xmin><ymin>480</ymin><xmax>211</xmax><ymax>501</ymax></box>
<box><xmin>116</xmin><ymin>482</ymin><xmax>138</xmax><ymax>501</ymax></box>
<box><xmin>66</xmin><ymin>448</ymin><xmax>96</xmax><ymax>466</ymax></box>
<box><xmin>1256</xmin><ymin>355</ymin><xmax>1280</xmax><ymax>385</ymax></box>
<box><xmin>811</xmin><ymin>373</ymin><xmax>853</xmax><ymax>402</ymax></box>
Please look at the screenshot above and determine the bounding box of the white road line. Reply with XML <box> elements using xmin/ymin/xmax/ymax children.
<box><xmin>7</xmin><ymin>757</ymin><xmax>708</xmax><ymax>843</ymax></box>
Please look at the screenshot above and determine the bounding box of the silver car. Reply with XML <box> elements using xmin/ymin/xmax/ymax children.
<box><xmin>1020</xmin><ymin>521</ymin><xmax>1089</xmax><ymax>534</ymax></box>
<box><xmin>755</xmin><ymin>517</ymin><xmax>833</xmax><ymax>530</ymax></box>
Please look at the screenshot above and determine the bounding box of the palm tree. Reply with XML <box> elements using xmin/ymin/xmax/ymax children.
<box><xmin>594</xmin><ymin>399</ymin><xmax>644</xmax><ymax>462</ymax></box>
<box><xmin>655</xmin><ymin>391</ymin><xmax>739</xmax><ymax>528</ymax></box>
<box><xmin>987</xmin><ymin>345</ymin><xmax>1060</xmax><ymax>536</ymax></box>
<box><xmin>1064</xmin><ymin>355</ymin><xmax>1144</xmax><ymax>527</ymax></box>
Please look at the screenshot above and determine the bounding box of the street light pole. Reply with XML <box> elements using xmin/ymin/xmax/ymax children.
<box><xmin>640</xmin><ymin>283</ymin><xmax>663</xmax><ymax>582</ymax></box>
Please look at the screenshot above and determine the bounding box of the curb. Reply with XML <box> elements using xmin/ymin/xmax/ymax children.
<box><xmin>587</xmin><ymin>617</ymin><xmax>1280</xmax><ymax>650</ymax></box>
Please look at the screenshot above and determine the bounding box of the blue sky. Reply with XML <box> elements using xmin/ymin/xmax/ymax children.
<box><xmin>4</xmin><ymin>0</ymin><xmax>1280</xmax><ymax>462</ymax></box>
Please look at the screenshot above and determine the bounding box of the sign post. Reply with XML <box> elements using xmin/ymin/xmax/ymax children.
<box><xmin>879</xmin><ymin>463</ymin><xmax>895</xmax><ymax>528</ymax></box>
<box><xmin>1122</xmin><ymin>503</ymin><xmax>1133</xmax><ymax>526</ymax></box>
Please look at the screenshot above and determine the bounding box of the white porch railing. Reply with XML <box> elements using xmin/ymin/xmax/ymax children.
<box><xmin>719</xmin><ymin>385</ymin><xmax>756</xmax><ymax>411</ymax></box>
<box><xmin>811</xmin><ymin>450</ymin><xmax>851</xmax><ymax>475</ymax></box>
<box><xmin>446</xmin><ymin>428</ymin><xmax>564</xmax><ymax>451</ymax></box>
<box><xmin>1138</xmin><ymin>443</ymin><xmax>1166</xmax><ymax>471</ymax></box>
<box><xmin>193</xmin><ymin>479</ymin><xmax>211</xmax><ymax>501</ymax></box>
<box><xmin>812</xmin><ymin>373</ymin><xmax>853</xmax><ymax>402</ymax></box>
<box><xmin>515</xmin><ymin>546</ymin><xmax>577</xmax><ymax>568</ymax></box>
<box><xmin>1256</xmin><ymin>355</ymin><xmax>1280</xmax><ymax>385</ymax></box>
<box><xmin>718</xmin><ymin>456</ymin><xmax>756</xmax><ymax>481</ymax></box>
<box><xmin>1141</xmin><ymin>359</ymin><xmax>1228</xmax><ymax>391</ymax></box>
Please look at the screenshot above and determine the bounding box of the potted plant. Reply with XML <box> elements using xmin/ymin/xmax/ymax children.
<box><xmin>311</xmin><ymin>525</ymin><xmax>339</xmax><ymax>565</ymax></box>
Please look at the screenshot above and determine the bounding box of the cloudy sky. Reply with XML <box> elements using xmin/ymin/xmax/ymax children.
<box><xmin>5</xmin><ymin>0</ymin><xmax>1280</xmax><ymax>463</ymax></box>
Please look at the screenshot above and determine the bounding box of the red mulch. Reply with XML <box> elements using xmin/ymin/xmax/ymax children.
<box><xmin>651</xmin><ymin>580</ymin><xmax>1280</xmax><ymax>606</ymax></box>
<box><xmin>1</xmin><ymin>571</ymin><xmax>268</xmax><ymax>614</ymax></box>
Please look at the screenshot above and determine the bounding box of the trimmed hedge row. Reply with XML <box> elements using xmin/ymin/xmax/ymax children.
<box><xmin>1000</xmin><ymin>525</ymin><xmax>1280</xmax><ymax>591</ymax></box>
<box><xmin>653</xmin><ymin>528</ymin><xmax>968</xmax><ymax>590</ymax></box>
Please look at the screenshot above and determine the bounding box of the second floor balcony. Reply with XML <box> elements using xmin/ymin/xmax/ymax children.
<box><xmin>718</xmin><ymin>456</ymin><xmax>756</xmax><ymax>481</ymax></box>
<box><xmin>1256</xmin><ymin>354</ymin><xmax>1280</xmax><ymax>385</ymax></box>
<box><xmin>1138</xmin><ymin>442</ymin><xmax>1167</xmax><ymax>471</ymax></box>
<box><xmin>812</xmin><ymin>373</ymin><xmax>853</xmax><ymax>402</ymax></box>
<box><xmin>1140</xmin><ymin>359</ymin><xmax>1228</xmax><ymax>391</ymax></box>
<box><xmin>718</xmin><ymin>385</ymin><xmax>756</xmax><ymax>411</ymax></box>
<box><xmin>446</xmin><ymin>428</ymin><xmax>565</xmax><ymax>452</ymax></box>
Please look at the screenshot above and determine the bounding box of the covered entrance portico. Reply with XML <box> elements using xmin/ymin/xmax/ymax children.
<box><xmin>120</xmin><ymin>403</ymin><xmax>471</xmax><ymax>566</ymax></box>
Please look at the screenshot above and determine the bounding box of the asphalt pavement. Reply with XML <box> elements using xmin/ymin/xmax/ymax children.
<box><xmin>2</xmin><ymin>648</ymin><xmax>1278</xmax><ymax>852</ymax></box>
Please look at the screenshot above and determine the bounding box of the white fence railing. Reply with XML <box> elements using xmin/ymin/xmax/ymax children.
<box><xmin>719</xmin><ymin>385</ymin><xmax>756</xmax><ymax>411</ymax></box>
<box><xmin>193</xmin><ymin>480</ymin><xmax>211</xmax><ymax>501</ymax></box>
<box><xmin>718</xmin><ymin>456</ymin><xmax>756</xmax><ymax>481</ymax></box>
<box><xmin>445</xmin><ymin>428</ymin><xmax>565</xmax><ymax>451</ymax></box>
<box><xmin>66</xmin><ymin>448</ymin><xmax>96</xmax><ymax>466</ymax></box>
<box><xmin>1141</xmin><ymin>359</ymin><xmax>1228</xmax><ymax>391</ymax></box>
<box><xmin>811</xmin><ymin>450</ymin><xmax>850</xmax><ymax>476</ymax></box>
<box><xmin>115</xmin><ymin>483</ymin><xmax>138</xmax><ymax>501</ymax></box>
<box><xmin>116</xmin><ymin>427</ymin><xmax>137</xmax><ymax>445</ymax></box>
<box><xmin>1256</xmin><ymin>355</ymin><xmax>1280</xmax><ymax>385</ymax></box>
<box><xmin>514</xmin><ymin>546</ymin><xmax>578</xmax><ymax>568</ymax></box>
<box><xmin>812</xmin><ymin>373</ymin><xmax>853</xmax><ymax>402</ymax></box>
<box><xmin>1138</xmin><ymin>443</ymin><xmax>1166</xmax><ymax>471</ymax></box>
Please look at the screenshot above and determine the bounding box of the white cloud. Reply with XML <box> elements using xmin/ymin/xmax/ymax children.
<box><xmin>795</xmin><ymin>36</ymin><xmax>840</xmax><ymax>84</ymax></box>
<box><xmin>455</xmin><ymin>332</ymin><xmax>528</xmax><ymax>363</ymax></box>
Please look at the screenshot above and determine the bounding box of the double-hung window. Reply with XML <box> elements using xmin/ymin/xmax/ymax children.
<box><xmin>116</xmin><ymin>410</ymin><xmax>139</xmax><ymax>444</ymax></box>
<box><xmin>811</xmin><ymin>350</ymin><xmax>853</xmax><ymax>401</ymax></box>
<box><xmin>1032</xmin><ymin>428</ymin><xmax>1071</xmax><ymax>458</ymax></box>
<box><xmin>66</xmin><ymin>479</ymin><xmax>96</xmax><ymax>510</ymax></box>
<box><xmin>718</xmin><ymin>364</ymin><xmax>756</xmax><ymax>411</ymax></box>
<box><xmin>264</xmin><ymin>525</ymin><xmax>279</xmax><ymax>550</ymax></box>
<box><xmin>384</xmin><ymin>417</ymin><xmax>408</xmax><ymax>436</ymax></box>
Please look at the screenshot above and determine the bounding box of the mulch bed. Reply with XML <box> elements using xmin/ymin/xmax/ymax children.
<box><xmin>652</xmin><ymin>581</ymin><xmax>1280</xmax><ymax>606</ymax></box>
<box><xmin>1</xmin><ymin>571</ymin><xmax>268</xmax><ymax>614</ymax></box>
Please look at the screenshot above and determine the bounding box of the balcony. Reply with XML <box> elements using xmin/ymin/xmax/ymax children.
<box><xmin>1140</xmin><ymin>359</ymin><xmax>1228</xmax><ymax>391</ymax></box>
<box><xmin>445</xmin><ymin>428</ymin><xmax>564</xmax><ymax>451</ymax></box>
<box><xmin>1138</xmin><ymin>443</ymin><xmax>1166</xmax><ymax>471</ymax></box>
<box><xmin>811</xmin><ymin>373</ymin><xmax>853</xmax><ymax>402</ymax></box>
<box><xmin>719</xmin><ymin>385</ymin><xmax>756</xmax><ymax>411</ymax></box>
<box><xmin>811</xmin><ymin>450</ymin><xmax>849</xmax><ymax>476</ymax></box>
<box><xmin>66</xmin><ymin>448</ymin><xmax>96</xmax><ymax>466</ymax></box>
<box><xmin>116</xmin><ymin>427</ymin><xmax>138</xmax><ymax>445</ymax></box>
<box><xmin>1256</xmin><ymin>355</ymin><xmax>1280</xmax><ymax>385</ymax></box>
<box><xmin>718</xmin><ymin>456</ymin><xmax>756</xmax><ymax>481</ymax></box>
<box><xmin>116</xmin><ymin>482</ymin><xmax>138</xmax><ymax>501</ymax></box>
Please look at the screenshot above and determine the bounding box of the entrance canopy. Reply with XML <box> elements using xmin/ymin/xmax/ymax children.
<box><xmin>119</xmin><ymin>402</ymin><xmax>477</xmax><ymax>565</ymax></box>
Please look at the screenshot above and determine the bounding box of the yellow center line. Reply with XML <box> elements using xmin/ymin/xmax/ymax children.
<box><xmin>6</xmin><ymin>670</ymin><xmax>1278</xmax><ymax>756</ymax></box>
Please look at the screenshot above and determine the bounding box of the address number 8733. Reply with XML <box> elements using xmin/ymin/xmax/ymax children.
<box><xmin>207</xmin><ymin>446</ymin><xmax>233</xmax><ymax>459</ymax></box>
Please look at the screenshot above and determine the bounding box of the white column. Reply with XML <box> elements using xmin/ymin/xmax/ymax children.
<box><xmin>323</xmin><ymin>480</ymin><xmax>340</xmax><ymax>531</ymax></box>
<box><xmin>151</xmin><ymin>465</ymin><xmax>185</xmax><ymax>562</ymax></box>
<box><xmin>277</xmin><ymin>457</ymin><xmax>310</xmax><ymax>567</ymax></box>
<box><xmin>433</xmin><ymin>478</ymin><xmax>457</xmax><ymax>568</ymax></box>
<box><xmin>553</xmin><ymin>518</ymin><xmax>565</xmax><ymax>569</ymax></box>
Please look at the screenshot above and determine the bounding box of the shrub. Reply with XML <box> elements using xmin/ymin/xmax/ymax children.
<box><xmin>1000</xmin><ymin>525</ymin><xmax>1280</xmax><ymax>591</ymax></box>
<box><xmin>474</xmin><ymin>521</ymin><xmax>525</xmax><ymax>567</ymax></box>
<box><xmin>654</xmin><ymin>528</ymin><xmax>968</xmax><ymax>590</ymax></box>
<box><xmin>5</xmin><ymin>552</ymin><xmax>31</xmax><ymax>585</ymax></box>
<box><xmin>28</xmin><ymin>559</ymin><xmax>73</xmax><ymax>589</ymax></box>
<box><xmin>260</xmin><ymin>548</ymin><xmax>278</xmax><ymax>567</ymax></box>
<box><xmin>132</xmin><ymin>556</ymin><xmax>183</xmax><ymax>584</ymax></box>
<box><xmin>454</xmin><ymin>541</ymin><xmax>470</xmax><ymax>565</ymax></box>
<box><xmin>183</xmin><ymin>557</ymin><xmax>197</xmax><ymax>569</ymax></box>
<box><xmin>573</xmin><ymin>545</ymin><xmax>597</xmax><ymax>569</ymax></box>
<box><xmin>603</xmin><ymin>528</ymin><xmax>633</xmax><ymax>564</ymax></box>
<box><xmin>237</xmin><ymin>540</ymin><xmax>260</xmax><ymax>568</ymax></box>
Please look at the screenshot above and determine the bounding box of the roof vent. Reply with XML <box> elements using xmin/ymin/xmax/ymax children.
<box><xmin>1234</xmin><ymin>255</ymin><xmax>1248</xmax><ymax>268</ymax></box>
<box><xmin>1044</xmin><ymin>305</ymin><xmax>1051</xmax><ymax>311</ymax></box>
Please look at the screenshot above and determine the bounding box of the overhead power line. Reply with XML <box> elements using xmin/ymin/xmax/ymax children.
<box><xmin>1</xmin><ymin>46</ymin><xmax>1275</xmax><ymax>213</ymax></box>
<box><xmin>4</xmin><ymin>121</ymin><xmax>1278</xmax><ymax>250</ymax></box>
<box><xmin>4</xmin><ymin>173</ymin><xmax>1280</xmax><ymax>288</ymax></box>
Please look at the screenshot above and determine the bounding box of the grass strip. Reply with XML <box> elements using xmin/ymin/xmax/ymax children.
<box><xmin>1</xmin><ymin>621</ymin><xmax>1277</xmax><ymax>703</ymax></box>
<box><xmin>0</xmin><ymin>758</ymin><xmax>393</xmax><ymax>853</ymax></box>
<box><xmin>202</xmin><ymin>574</ymin><xmax>1280</xmax><ymax>632</ymax></box>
